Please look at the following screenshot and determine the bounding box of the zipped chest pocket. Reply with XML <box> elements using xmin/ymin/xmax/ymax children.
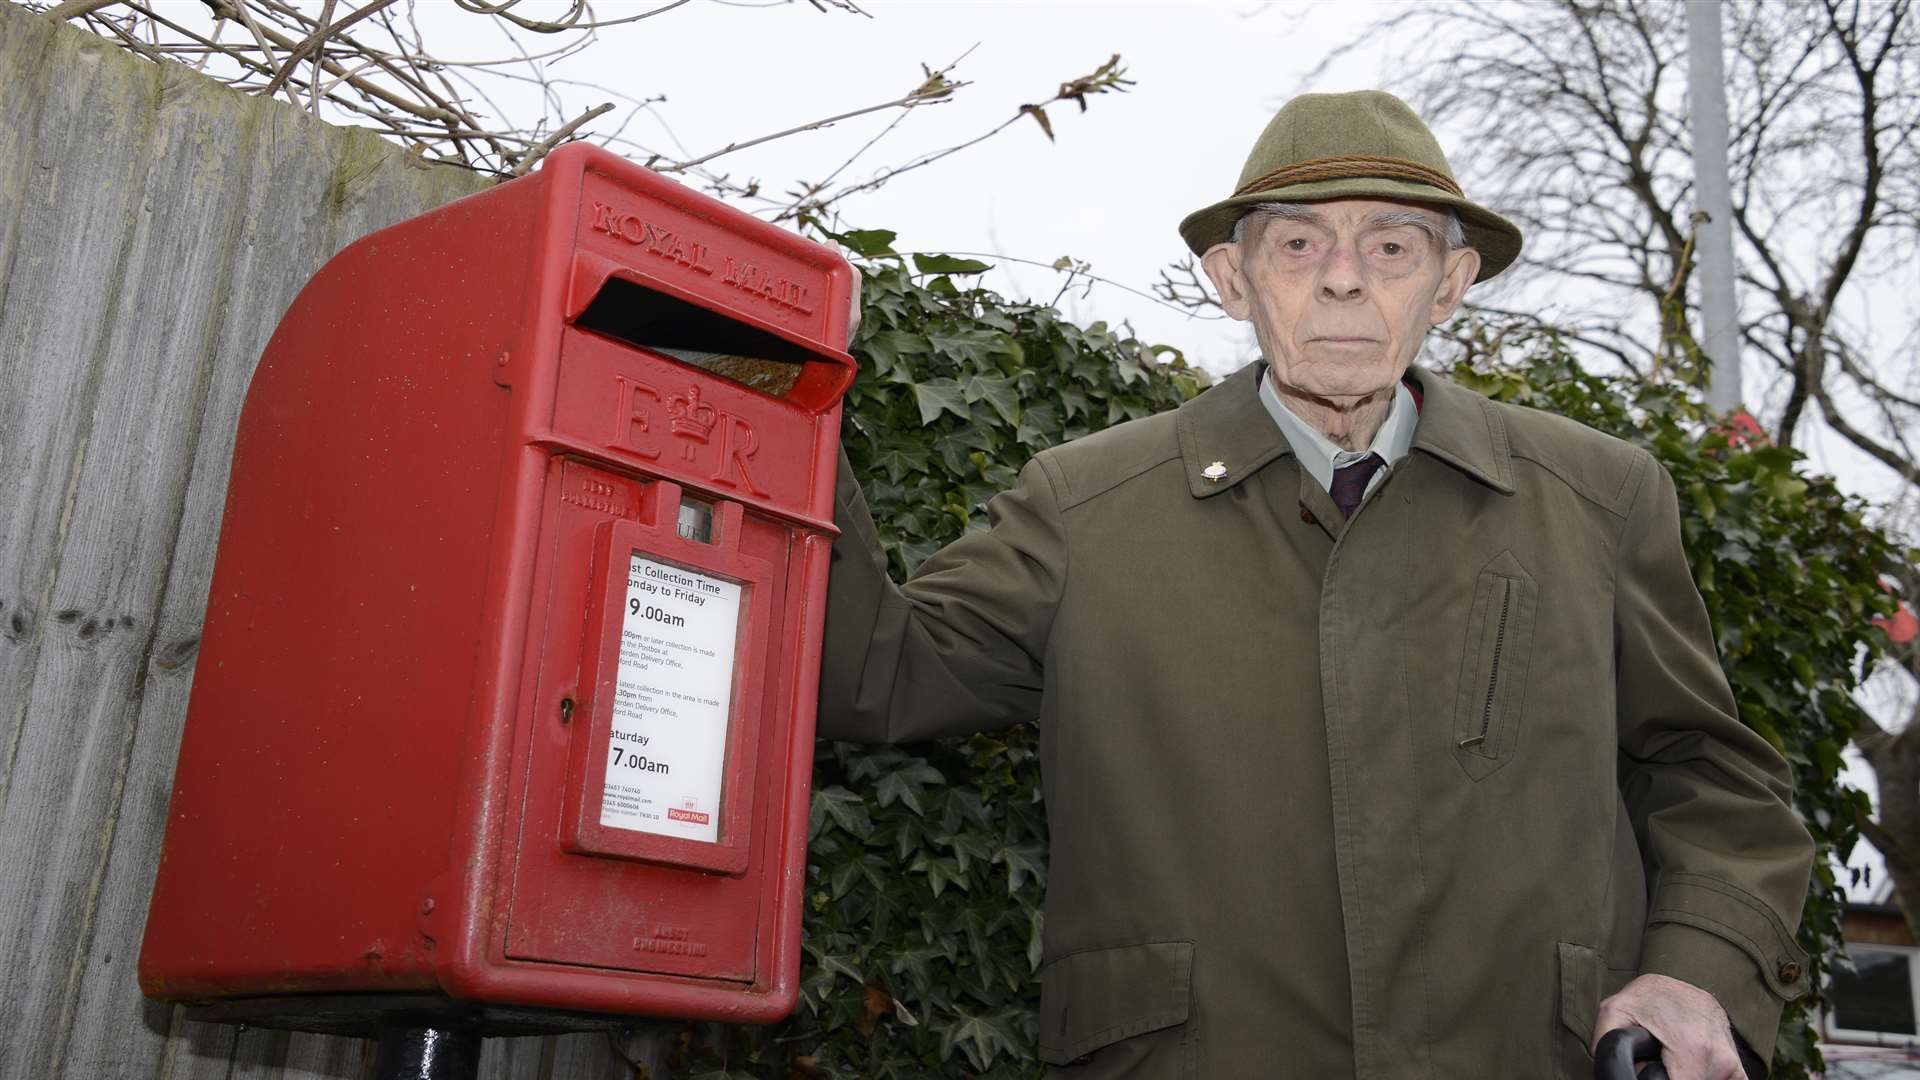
<box><xmin>1451</xmin><ymin>550</ymin><xmax>1539</xmax><ymax>780</ymax></box>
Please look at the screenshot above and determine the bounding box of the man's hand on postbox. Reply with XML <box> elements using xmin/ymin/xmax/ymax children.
<box><xmin>1592</xmin><ymin>974</ymin><xmax>1744</xmax><ymax>1080</ymax></box>
<box><xmin>835</xmin><ymin>247</ymin><xmax>863</xmax><ymax>349</ymax></box>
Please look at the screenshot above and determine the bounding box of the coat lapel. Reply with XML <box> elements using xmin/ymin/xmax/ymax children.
<box><xmin>1174</xmin><ymin>361</ymin><xmax>1292</xmax><ymax>499</ymax></box>
<box><xmin>1404</xmin><ymin>367</ymin><xmax>1516</xmax><ymax>495</ymax></box>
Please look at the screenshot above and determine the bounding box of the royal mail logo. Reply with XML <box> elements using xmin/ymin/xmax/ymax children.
<box><xmin>612</xmin><ymin>375</ymin><xmax>768</xmax><ymax>497</ymax></box>
<box><xmin>667</xmin><ymin>805</ymin><xmax>710</xmax><ymax>826</ymax></box>
<box><xmin>666</xmin><ymin>384</ymin><xmax>717</xmax><ymax>444</ymax></box>
<box><xmin>588</xmin><ymin>199</ymin><xmax>818</xmax><ymax>319</ymax></box>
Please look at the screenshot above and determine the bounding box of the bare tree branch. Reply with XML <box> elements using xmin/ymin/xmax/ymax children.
<box><xmin>262</xmin><ymin>0</ymin><xmax>402</xmax><ymax>98</ymax></box>
<box><xmin>507</xmin><ymin>100</ymin><xmax>611</xmax><ymax>176</ymax></box>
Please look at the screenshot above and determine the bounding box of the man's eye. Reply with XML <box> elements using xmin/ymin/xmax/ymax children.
<box><xmin>1284</xmin><ymin>238</ymin><xmax>1309</xmax><ymax>251</ymax></box>
<box><xmin>1381</xmin><ymin>242</ymin><xmax>1404</xmax><ymax>256</ymax></box>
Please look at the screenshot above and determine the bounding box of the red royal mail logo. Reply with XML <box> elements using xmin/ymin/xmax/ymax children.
<box><xmin>611</xmin><ymin>375</ymin><xmax>767</xmax><ymax>496</ymax></box>
<box><xmin>666</xmin><ymin>384</ymin><xmax>717</xmax><ymax>444</ymax></box>
<box><xmin>667</xmin><ymin>806</ymin><xmax>710</xmax><ymax>826</ymax></box>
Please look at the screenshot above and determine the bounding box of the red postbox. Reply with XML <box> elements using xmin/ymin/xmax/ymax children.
<box><xmin>139</xmin><ymin>143</ymin><xmax>856</xmax><ymax>1025</ymax></box>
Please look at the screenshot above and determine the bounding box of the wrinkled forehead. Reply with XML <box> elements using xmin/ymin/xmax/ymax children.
<box><xmin>1248</xmin><ymin>198</ymin><xmax>1451</xmax><ymax>237</ymax></box>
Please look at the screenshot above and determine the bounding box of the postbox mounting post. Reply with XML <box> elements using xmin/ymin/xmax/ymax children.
<box><xmin>373</xmin><ymin>1024</ymin><xmax>482</xmax><ymax>1080</ymax></box>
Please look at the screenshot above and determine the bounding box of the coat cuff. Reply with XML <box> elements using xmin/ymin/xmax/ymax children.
<box><xmin>1640</xmin><ymin>874</ymin><xmax>1810</xmax><ymax>1060</ymax></box>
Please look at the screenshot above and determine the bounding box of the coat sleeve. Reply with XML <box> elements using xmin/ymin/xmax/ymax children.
<box><xmin>1615</xmin><ymin>450</ymin><xmax>1815</xmax><ymax>1056</ymax></box>
<box><xmin>815</xmin><ymin>447</ymin><xmax>1066</xmax><ymax>743</ymax></box>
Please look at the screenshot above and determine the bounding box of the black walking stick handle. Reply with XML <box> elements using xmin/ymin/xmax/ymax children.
<box><xmin>1593</xmin><ymin>1025</ymin><xmax>1767</xmax><ymax>1080</ymax></box>
<box><xmin>1595</xmin><ymin>1025</ymin><xmax>1668</xmax><ymax>1080</ymax></box>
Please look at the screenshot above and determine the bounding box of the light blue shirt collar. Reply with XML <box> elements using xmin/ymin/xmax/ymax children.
<box><xmin>1257</xmin><ymin>367</ymin><xmax>1419</xmax><ymax>499</ymax></box>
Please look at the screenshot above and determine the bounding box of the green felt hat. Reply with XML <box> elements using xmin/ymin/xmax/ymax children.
<box><xmin>1178</xmin><ymin>90</ymin><xmax>1522</xmax><ymax>282</ymax></box>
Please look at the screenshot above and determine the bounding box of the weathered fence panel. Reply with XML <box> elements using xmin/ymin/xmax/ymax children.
<box><xmin>0</xmin><ymin>6</ymin><xmax>658</xmax><ymax>1077</ymax></box>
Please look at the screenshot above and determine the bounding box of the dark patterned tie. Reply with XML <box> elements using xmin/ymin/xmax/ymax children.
<box><xmin>1329</xmin><ymin>453</ymin><xmax>1386</xmax><ymax>519</ymax></box>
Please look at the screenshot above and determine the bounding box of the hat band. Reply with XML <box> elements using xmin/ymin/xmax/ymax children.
<box><xmin>1232</xmin><ymin>154</ymin><xmax>1464</xmax><ymax>200</ymax></box>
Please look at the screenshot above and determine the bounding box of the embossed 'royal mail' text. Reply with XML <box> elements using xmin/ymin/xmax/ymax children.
<box><xmin>589</xmin><ymin>201</ymin><xmax>817</xmax><ymax>319</ymax></box>
<box><xmin>590</xmin><ymin>202</ymin><xmax>717</xmax><ymax>275</ymax></box>
<box><xmin>718</xmin><ymin>257</ymin><xmax>815</xmax><ymax>318</ymax></box>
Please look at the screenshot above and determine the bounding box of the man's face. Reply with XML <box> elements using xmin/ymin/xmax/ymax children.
<box><xmin>1200</xmin><ymin>198</ymin><xmax>1480</xmax><ymax>404</ymax></box>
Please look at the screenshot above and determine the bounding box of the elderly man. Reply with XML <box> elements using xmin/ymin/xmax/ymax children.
<box><xmin>817</xmin><ymin>91</ymin><xmax>1812</xmax><ymax>1078</ymax></box>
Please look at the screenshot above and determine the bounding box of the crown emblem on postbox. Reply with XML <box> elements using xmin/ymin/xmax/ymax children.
<box><xmin>666</xmin><ymin>385</ymin><xmax>718</xmax><ymax>443</ymax></box>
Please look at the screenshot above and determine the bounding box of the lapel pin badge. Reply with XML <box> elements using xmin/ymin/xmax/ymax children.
<box><xmin>1202</xmin><ymin>461</ymin><xmax>1227</xmax><ymax>482</ymax></box>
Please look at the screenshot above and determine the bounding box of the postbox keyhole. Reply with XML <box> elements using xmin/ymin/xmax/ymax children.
<box><xmin>559</xmin><ymin>697</ymin><xmax>574</xmax><ymax>724</ymax></box>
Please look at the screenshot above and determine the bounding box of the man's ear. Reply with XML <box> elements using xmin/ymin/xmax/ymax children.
<box><xmin>1428</xmin><ymin>245</ymin><xmax>1481</xmax><ymax>326</ymax></box>
<box><xmin>1200</xmin><ymin>240</ymin><xmax>1254</xmax><ymax>322</ymax></box>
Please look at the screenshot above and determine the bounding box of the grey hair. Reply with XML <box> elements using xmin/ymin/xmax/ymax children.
<box><xmin>1230</xmin><ymin>201</ymin><xmax>1466</xmax><ymax>251</ymax></box>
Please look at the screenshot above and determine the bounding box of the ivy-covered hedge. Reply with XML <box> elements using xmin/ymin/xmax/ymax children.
<box><xmin>677</xmin><ymin>269</ymin><xmax>1896</xmax><ymax>1080</ymax></box>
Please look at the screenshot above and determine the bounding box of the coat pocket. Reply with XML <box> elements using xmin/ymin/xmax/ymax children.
<box><xmin>1451</xmin><ymin>550</ymin><xmax>1539</xmax><ymax>780</ymax></box>
<box><xmin>1038</xmin><ymin>940</ymin><xmax>1195</xmax><ymax>1073</ymax></box>
<box><xmin>1556</xmin><ymin>941</ymin><xmax>1640</xmax><ymax>1080</ymax></box>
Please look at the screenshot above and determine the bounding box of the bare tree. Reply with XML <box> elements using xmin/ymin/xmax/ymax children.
<box><xmin>1306</xmin><ymin>0</ymin><xmax>1920</xmax><ymax>935</ymax></box>
<box><xmin>25</xmin><ymin>0</ymin><xmax>1132</xmax><ymax>221</ymax></box>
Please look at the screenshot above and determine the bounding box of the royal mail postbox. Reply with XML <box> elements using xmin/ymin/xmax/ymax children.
<box><xmin>139</xmin><ymin>142</ymin><xmax>857</xmax><ymax>1024</ymax></box>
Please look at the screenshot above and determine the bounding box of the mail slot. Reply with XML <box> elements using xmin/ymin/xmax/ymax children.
<box><xmin>138</xmin><ymin>142</ymin><xmax>857</xmax><ymax>1023</ymax></box>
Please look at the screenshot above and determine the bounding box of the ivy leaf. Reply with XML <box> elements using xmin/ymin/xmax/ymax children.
<box><xmin>1016</xmin><ymin>402</ymin><xmax>1061</xmax><ymax>448</ymax></box>
<box><xmin>946</xmin><ymin>830</ymin><xmax>992</xmax><ymax>874</ymax></box>
<box><xmin>994</xmin><ymin>843</ymin><xmax>1048</xmax><ymax>893</ymax></box>
<box><xmin>871</xmin><ymin>443</ymin><xmax>930</xmax><ymax>484</ymax></box>
<box><xmin>908</xmin><ymin>852</ymin><xmax>965</xmax><ymax>897</ymax></box>
<box><xmin>861</xmin><ymin>329</ymin><xmax>928</xmax><ymax>377</ymax></box>
<box><xmin>875</xmin><ymin>760</ymin><xmax>944</xmax><ymax>814</ymax></box>
<box><xmin>928</xmin><ymin>328</ymin><xmax>1017</xmax><ymax>368</ymax></box>
<box><xmin>913</xmin><ymin>253</ymin><xmax>993</xmax><ymax>275</ymax></box>
<box><xmin>837</xmin><ymin>228</ymin><xmax>899</xmax><ymax>257</ymax></box>
<box><xmin>1058</xmin><ymin>384</ymin><xmax>1091</xmax><ymax>420</ymax></box>
<box><xmin>939</xmin><ymin>1008</ymin><xmax>1024</xmax><ymax>1071</ymax></box>
<box><xmin>963</xmin><ymin>374</ymin><xmax>1022</xmax><ymax>426</ymax></box>
<box><xmin>815</xmin><ymin>949</ymin><xmax>864</xmax><ymax>985</ymax></box>
<box><xmin>829</xmin><ymin>856</ymin><xmax>864</xmax><ymax>899</ymax></box>
<box><xmin>813</xmin><ymin>785</ymin><xmax>873</xmax><ymax>839</ymax></box>
<box><xmin>910</xmin><ymin>378</ymin><xmax>971</xmax><ymax>424</ymax></box>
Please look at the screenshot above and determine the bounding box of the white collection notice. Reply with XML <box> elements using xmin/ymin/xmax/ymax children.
<box><xmin>599</xmin><ymin>553</ymin><xmax>742</xmax><ymax>844</ymax></box>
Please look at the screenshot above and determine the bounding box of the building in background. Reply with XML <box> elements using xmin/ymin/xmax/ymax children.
<box><xmin>1823</xmin><ymin>884</ymin><xmax>1920</xmax><ymax>1077</ymax></box>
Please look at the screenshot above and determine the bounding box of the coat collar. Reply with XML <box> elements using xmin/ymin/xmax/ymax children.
<box><xmin>1174</xmin><ymin>361</ymin><xmax>1515</xmax><ymax>498</ymax></box>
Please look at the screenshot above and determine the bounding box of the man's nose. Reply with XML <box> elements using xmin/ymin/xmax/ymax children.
<box><xmin>1317</xmin><ymin>245</ymin><xmax>1366</xmax><ymax>301</ymax></box>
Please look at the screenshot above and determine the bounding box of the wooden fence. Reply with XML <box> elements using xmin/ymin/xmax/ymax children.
<box><xmin>0</xmin><ymin>6</ymin><xmax>664</xmax><ymax>1076</ymax></box>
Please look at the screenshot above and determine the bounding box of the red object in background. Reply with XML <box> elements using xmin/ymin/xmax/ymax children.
<box><xmin>1715</xmin><ymin>408</ymin><xmax>1771</xmax><ymax>449</ymax></box>
<box><xmin>1873</xmin><ymin>581</ymin><xmax>1918</xmax><ymax>644</ymax></box>
<box><xmin>138</xmin><ymin>143</ymin><xmax>857</xmax><ymax>1023</ymax></box>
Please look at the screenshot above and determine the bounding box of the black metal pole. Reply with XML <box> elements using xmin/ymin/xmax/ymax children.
<box><xmin>373</xmin><ymin>1025</ymin><xmax>483</xmax><ymax>1080</ymax></box>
